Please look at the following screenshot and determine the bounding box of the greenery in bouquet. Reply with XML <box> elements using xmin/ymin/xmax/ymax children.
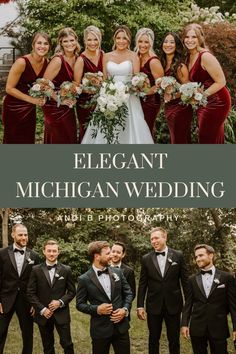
<box><xmin>155</xmin><ymin>76</ymin><xmax>181</xmax><ymax>102</ymax></box>
<box><xmin>179</xmin><ymin>82</ymin><xmax>208</xmax><ymax>109</ymax></box>
<box><xmin>29</xmin><ymin>78</ymin><xmax>55</xmax><ymax>99</ymax></box>
<box><xmin>129</xmin><ymin>72</ymin><xmax>151</xmax><ymax>97</ymax></box>
<box><xmin>89</xmin><ymin>77</ymin><xmax>130</xmax><ymax>143</ymax></box>
<box><xmin>57</xmin><ymin>81</ymin><xmax>82</xmax><ymax>108</ymax></box>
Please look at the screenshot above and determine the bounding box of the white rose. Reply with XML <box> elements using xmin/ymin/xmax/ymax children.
<box><xmin>194</xmin><ymin>92</ymin><xmax>203</xmax><ymax>101</ymax></box>
<box><xmin>82</xmin><ymin>78</ymin><xmax>89</xmax><ymax>85</ymax></box>
<box><xmin>32</xmin><ymin>84</ymin><xmax>41</xmax><ymax>91</ymax></box>
<box><xmin>107</xmin><ymin>102</ymin><xmax>118</xmax><ymax>112</ymax></box>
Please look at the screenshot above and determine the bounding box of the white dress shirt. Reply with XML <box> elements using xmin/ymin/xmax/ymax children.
<box><xmin>13</xmin><ymin>244</ymin><xmax>26</xmax><ymax>276</ymax></box>
<box><xmin>156</xmin><ymin>247</ymin><xmax>168</xmax><ymax>277</ymax></box>
<box><xmin>201</xmin><ymin>265</ymin><xmax>215</xmax><ymax>298</ymax></box>
<box><xmin>93</xmin><ymin>265</ymin><xmax>111</xmax><ymax>300</ymax></box>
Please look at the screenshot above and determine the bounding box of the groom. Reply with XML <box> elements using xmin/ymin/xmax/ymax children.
<box><xmin>76</xmin><ymin>240</ymin><xmax>133</xmax><ymax>354</ymax></box>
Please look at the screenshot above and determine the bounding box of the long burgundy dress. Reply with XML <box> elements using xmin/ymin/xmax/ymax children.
<box><xmin>189</xmin><ymin>51</ymin><xmax>231</xmax><ymax>144</ymax></box>
<box><xmin>43</xmin><ymin>55</ymin><xmax>77</xmax><ymax>144</ymax></box>
<box><xmin>2</xmin><ymin>57</ymin><xmax>48</xmax><ymax>144</ymax></box>
<box><xmin>140</xmin><ymin>57</ymin><xmax>161</xmax><ymax>137</ymax></box>
<box><xmin>76</xmin><ymin>51</ymin><xmax>103</xmax><ymax>143</ymax></box>
<box><xmin>164</xmin><ymin>68</ymin><xmax>193</xmax><ymax>144</ymax></box>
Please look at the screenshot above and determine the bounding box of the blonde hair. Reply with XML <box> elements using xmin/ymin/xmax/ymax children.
<box><xmin>55</xmin><ymin>27</ymin><xmax>81</xmax><ymax>56</ymax></box>
<box><xmin>182</xmin><ymin>23</ymin><xmax>207</xmax><ymax>49</ymax></box>
<box><xmin>84</xmin><ymin>25</ymin><xmax>102</xmax><ymax>49</ymax></box>
<box><xmin>112</xmin><ymin>25</ymin><xmax>131</xmax><ymax>50</ymax></box>
<box><xmin>134</xmin><ymin>28</ymin><xmax>155</xmax><ymax>55</ymax></box>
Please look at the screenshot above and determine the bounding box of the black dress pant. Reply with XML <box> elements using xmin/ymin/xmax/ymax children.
<box><xmin>38</xmin><ymin>317</ymin><xmax>74</xmax><ymax>354</ymax></box>
<box><xmin>0</xmin><ymin>292</ymin><xmax>33</xmax><ymax>354</ymax></box>
<box><xmin>191</xmin><ymin>335</ymin><xmax>228</xmax><ymax>354</ymax></box>
<box><xmin>147</xmin><ymin>306</ymin><xmax>181</xmax><ymax>354</ymax></box>
<box><xmin>92</xmin><ymin>329</ymin><xmax>130</xmax><ymax>354</ymax></box>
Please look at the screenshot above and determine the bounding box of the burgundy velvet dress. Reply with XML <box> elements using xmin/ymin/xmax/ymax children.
<box><xmin>2</xmin><ymin>57</ymin><xmax>48</xmax><ymax>144</ymax></box>
<box><xmin>43</xmin><ymin>55</ymin><xmax>77</xmax><ymax>144</ymax></box>
<box><xmin>140</xmin><ymin>57</ymin><xmax>161</xmax><ymax>137</ymax></box>
<box><xmin>76</xmin><ymin>51</ymin><xmax>103</xmax><ymax>143</ymax></box>
<box><xmin>189</xmin><ymin>51</ymin><xmax>231</xmax><ymax>144</ymax></box>
<box><xmin>164</xmin><ymin>68</ymin><xmax>193</xmax><ymax>144</ymax></box>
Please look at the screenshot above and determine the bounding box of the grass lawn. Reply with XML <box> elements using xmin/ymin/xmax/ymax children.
<box><xmin>4</xmin><ymin>299</ymin><xmax>235</xmax><ymax>353</ymax></box>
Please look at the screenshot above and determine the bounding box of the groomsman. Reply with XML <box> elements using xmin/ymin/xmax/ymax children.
<box><xmin>137</xmin><ymin>227</ymin><xmax>188</xmax><ymax>354</ymax></box>
<box><xmin>181</xmin><ymin>244</ymin><xmax>236</xmax><ymax>354</ymax></box>
<box><xmin>27</xmin><ymin>239</ymin><xmax>75</xmax><ymax>354</ymax></box>
<box><xmin>0</xmin><ymin>223</ymin><xmax>40</xmax><ymax>354</ymax></box>
<box><xmin>110</xmin><ymin>241</ymin><xmax>136</xmax><ymax>300</ymax></box>
<box><xmin>76</xmin><ymin>240</ymin><xmax>133</xmax><ymax>354</ymax></box>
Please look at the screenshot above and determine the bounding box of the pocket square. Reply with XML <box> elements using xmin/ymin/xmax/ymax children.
<box><xmin>58</xmin><ymin>276</ymin><xmax>65</xmax><ymax>280</ymax></box>
<box><xmin>171</xmin><ymin>262</ymin><xmax>178</xmax><ymax>266</ymax></box>
<box><xmin>217</xmin><ymin>284</ymin><xmax>225</xmax><ymax>288</ymax></box>
<box><xmin>28</xmin><ymin>260</ymin><xmax>35</xmax><ymax>265</ymax></box>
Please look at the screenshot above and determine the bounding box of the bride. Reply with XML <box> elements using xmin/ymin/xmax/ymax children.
<box><xmin>81</xmin><ymin>25</ymin><xmax>154</xmax><ymax>144</ymax></box>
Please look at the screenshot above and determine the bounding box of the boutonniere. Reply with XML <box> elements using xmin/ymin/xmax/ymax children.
<box><xmin>214</xmin><ymin>278</ymin><xmax>220</xmax><ymax>284</ymax></box>
<box><xmin>112</xmin><ymin>273</ymin><xmax>120</xmax><ymax>282</ymax></box>
<box><xmin>26</xmin><ymin>258</ymin><xmax>35</xmax><ymax>265</ymax></box>
<box><xmin>168</xmin><ymin>258</ymin><xmax>173</xmax><ymax>263</ymax></box>
<box><xmin>55</xmin><ymin>273</ymin><xmax>60</xmax><ymax>278</ymax></box>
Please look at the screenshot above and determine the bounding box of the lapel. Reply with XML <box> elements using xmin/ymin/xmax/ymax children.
<box><xmin>20</xmin><ymin>248</ymin><xmax>31</xmax><ymax>276</ymax></box>
<box><xmin>195</xmin><ymin>272</ymin><xmax>206</xmax><ymax>298</ymax></box>
<box><xmin>151</xmin><ymin>251</ymin><xmax>162</xmax><ymax>277</ymax></box>
<box><xmin>163</xmin><ymin>248</ymin><xmax>174</xmax><ymax>277</ymax></box>
<box><xmin>208</xmin><ymin>268</ymin><xmax>222</xmax><ymax>298</ymax></box>
<box><xmin>89</xmin><ymin>268</ymin><xmax>111</xmax><ymax>302</ymax></box>
<box><xmin>51</xmin><ymin>263</ymin><xmax>62</xmax><ymax>287</ymax></box>
<box><xmin>8</xmin><ymin>245</ymin><xmax>18</xmax><ymax>273</ymax></box>
<box><xmin>41</xmin><ymin>263</ymin><xmax>53</xmax><ymax>288</ymax></box>
<box><xmin>109</xmin><ymin>267</ymin><xmax>116</xmax><ymax>300</ymax></box>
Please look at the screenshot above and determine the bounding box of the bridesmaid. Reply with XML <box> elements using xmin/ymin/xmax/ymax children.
<box><xmin>160</xmin><ymin>32</ymin><xmax>193</xmax><ymax>144</ymax></box>
<box><xmin>74</xmin><ymin>26</ymin><xmax>103</xmax><ymax>143</ymax></box>
<box><xmin>43</xmin><ymin>27</ymin><xmax>80</xmax><ymax>144</ymax></box>
<box><xmin>2</xmin><ymin>32</ymin><xmax>50</xmax><ymax>143</ymax></box>
<box><xmin>183</xmin><ymin>23</ymin><xmax>231</xmax><ymax>144</ymax></box>
<box><xmin>135</xmin><ymin>28</ymin><xmax>164</xmax><ymax>138</ymax></box>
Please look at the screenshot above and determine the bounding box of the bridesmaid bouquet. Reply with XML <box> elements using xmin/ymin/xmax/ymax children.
<box><xmin>89</xmin><ymin>77</ymin><xmax>130</xmax><ymax>143</ymax></box>
<box><xmin>179</xmin><ymin>82</ymin><xmax>208</xmax><ymax>109</ymax></box>
<box><xmin>57</xmin><ymin>81</ymin><xmax>82</xmax><ymax>108</ymax></box>
<box><xmin>82</xmin><ymin>71</ymin><xmax>103</xmax><ymax>94</ymax></box>
<box><xmin>29</xmin><ymin>78</ymin><xmax>55</xmax><ymax>99</ymax></box>
<box><xmin>155</xmin><ymin>76</ymin><xmax>180</xmax><ymax>102</ymax></box>
<box><xmin>129</xmin><ymin>72</ymin><xmax>151</xmax><ymax>97</ymax></box>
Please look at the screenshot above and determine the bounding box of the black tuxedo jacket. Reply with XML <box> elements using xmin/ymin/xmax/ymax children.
<box><xmin>137</xmin><ymin>248</ymin><xmax>188</xmax><ymax>315</ymax></box>
<box><xmin>27</xmin><ymin>262</ymin><xmax>76</xmax><ymax>326</ymax></box>
<box><xmin>76</xmin><ymin>266</ymin><xmax>133</xmax><ymax>339</ymax></box>
<box><xmin>0</xmin><ymin>245</ymin><xmax>40</xmax><ymax>313</ymax></box>
<box><xmin>120</xmin><ymin>263</ymin><xmax>136</xmax><ymax>300</ymax></box>
<box><xmin>181</xmin><ymin>268</ymin><xmax>236</xmax><ymax>339</ymax></box>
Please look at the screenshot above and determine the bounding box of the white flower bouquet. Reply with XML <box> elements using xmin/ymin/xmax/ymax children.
<box><xmin>129</xmin><ymin>72</ymin><xmax>151</xmax><ymax>97</ymax></box>
<box><xmin>29</xmin><ymin>78</ymin><xmax>55</xmax><ymax>99</ymax></box>
<box><xmin>155</xmin><ymin>76</ymin><xmax>180</xmax><ymax>102</ymax></box>
<box><xmin>179</xmin><ymin>82</ymin><xmax>208</xmax><ymax>109</ymax></box>
<box><xmin>89</xmin><ymin>77</ymin><xmax>129</xmax><ymax>143</ymax></box>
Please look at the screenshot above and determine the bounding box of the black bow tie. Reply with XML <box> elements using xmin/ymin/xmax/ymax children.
<box><xmin>201</xmin><ymin>269</ymin><xmax>212</xmax><ymax>275</ymax></box>
<box><xmin>156</xmin><ymin>251</ymin><xmax>165</xmax><ymax>256</ymax></box>
<box><xmin>47</xmin><ymin>264</ymin><xmax>56</xmax><ymax>271</ymax></box>
<box><xmin>14</xmin><ymin>248</ymin><xmax>24</xmax><ymax>255</ymax></box>
<box><xmin>97</xmin><ymin>268</ymin><xmax>109</xmax><ymax>276</ymax></box>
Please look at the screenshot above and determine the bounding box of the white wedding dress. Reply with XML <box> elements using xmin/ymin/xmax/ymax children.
<box><xmin>81</xmin><ymin>60</ymin><xmax>154</xmax><ymax>144</ymax></box>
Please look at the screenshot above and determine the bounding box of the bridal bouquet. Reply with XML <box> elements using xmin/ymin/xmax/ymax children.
<box><xmin>29</xmin><ymin>78</ymin><xmax>55</xmax><ymax>99</ymax></box>
<box><xmin>89</xmin><ymin>77</ymin><xmax>129</xmax><ymax>143</ymax></box>
<box><xmin>57</xmin><ymin>81</ymin><xmax>82</xmax><ymax>108</ymax></box>
<box><xmin>82</xmin><ymin>71</ymin><xmax>103</xmax><ymax>94</ymax></box>
<box><xmin>155</xmin><ymin>76</ymin><xmax>180</xmax><ymax>102</ymax></box>
<box><xmin>179</xmin><ymin>82</ymin><xmax>208</xmax><ymax>109</ymax></box>
<box><xmin>129</xmin><ymin>72</ymin><xmax>151</xmax><ymax>97</ymax></box>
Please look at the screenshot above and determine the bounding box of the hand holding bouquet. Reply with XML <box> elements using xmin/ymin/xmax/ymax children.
<box><xmin>82</xmin><ymin>71</ymin><xmax>103</xmax><ymax>94</ymax></box>
<box><xmin>89</xmin><ymin>77</ymin><xmax>130</xmax><ymax>143</ymax></box>
<box><xmin>129</xmin><ymin>72</ymin><xmax>151</xmax><ymax>97</ymax></box>
<box><xmin>155</xmin><ymin>76</ymin><xmax>180</xmax><ymax>103</ymax></box>
<box><xmin>57</xmin><ymin>81</ymin><xmax>82</xmax><ymax>108</ymax></box>
<box><xmin>179</xmin><ymin>82</ymin><xmax>208</xmax><ymax>109</ymax></box>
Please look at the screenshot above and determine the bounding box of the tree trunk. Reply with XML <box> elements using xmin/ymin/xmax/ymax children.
<box><xmin>0</xmin><ymin>208</ymin><xmax>11</xmax><ymax>247</ymax></box>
